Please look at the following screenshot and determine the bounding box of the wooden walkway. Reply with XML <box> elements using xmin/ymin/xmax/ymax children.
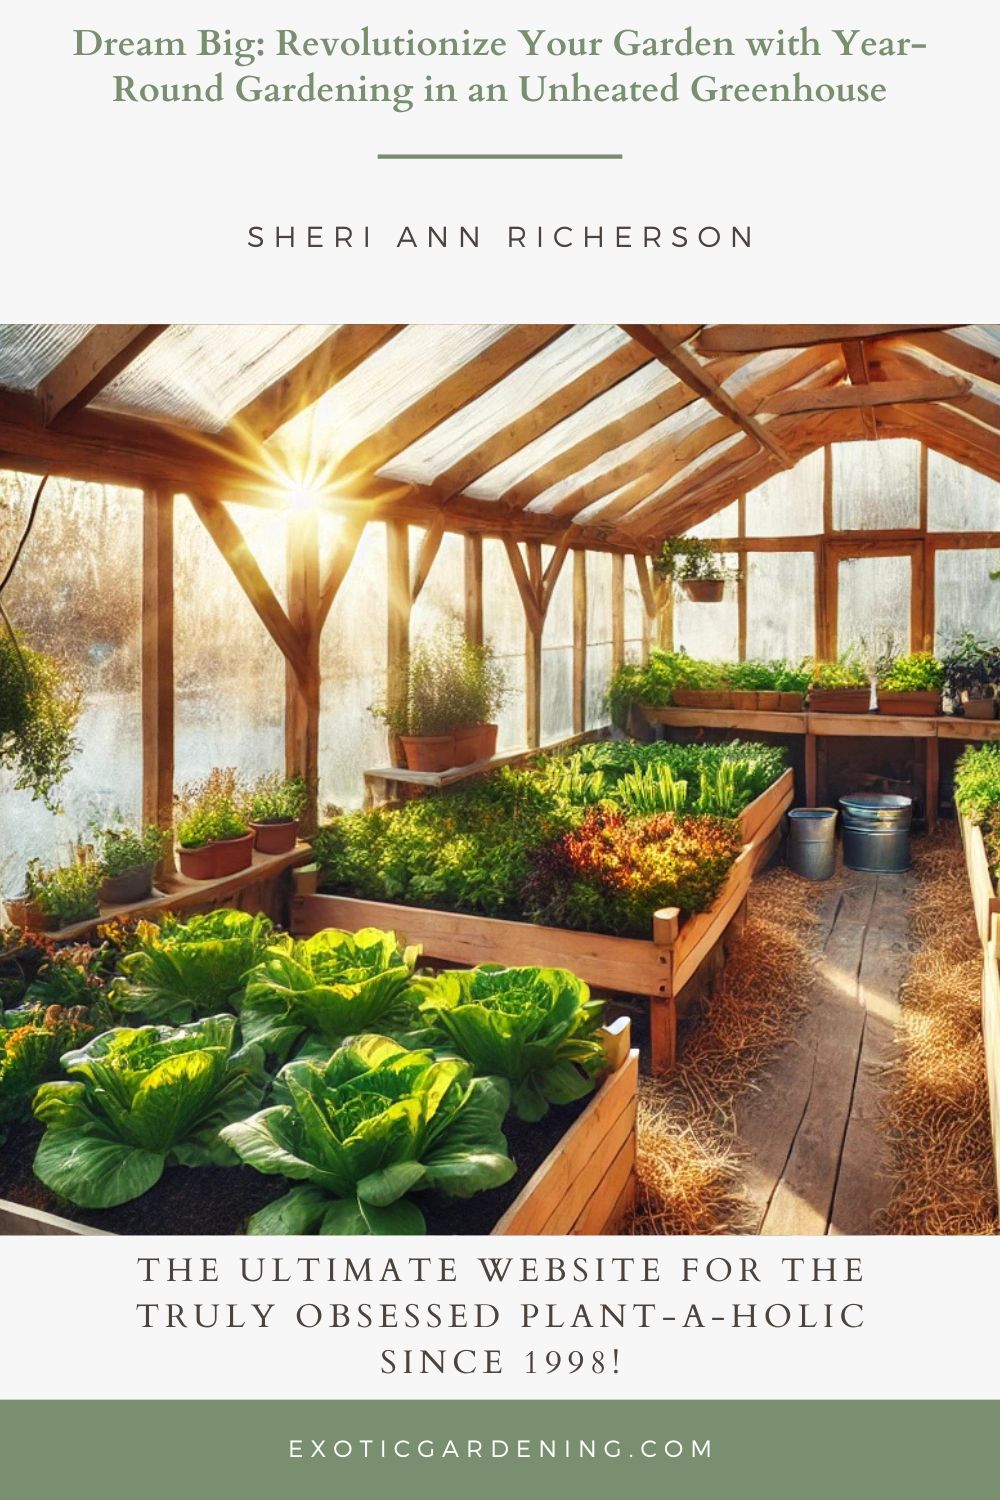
<box><xmin>735</xmin><ymin>867</ymin><xmax>915</xmax><ymax>1235</ymax></box>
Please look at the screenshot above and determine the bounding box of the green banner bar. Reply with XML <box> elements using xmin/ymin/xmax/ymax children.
<box><xmin>1</xmin><ymin>1400</ymin><xmax>995</xmax><ymax>1497</ymax></box>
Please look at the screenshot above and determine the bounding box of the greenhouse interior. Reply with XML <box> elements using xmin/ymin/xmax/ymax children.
<box><xmin>1</xmin><ymin>321</ymin><xmax>999</xmax><ymax>1239</ymax></box>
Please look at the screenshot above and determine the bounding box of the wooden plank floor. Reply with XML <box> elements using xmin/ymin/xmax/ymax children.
<box><xmin>735</xmin><ymin>866</ymin><xmax>915</xmax><ymax>1235</ymax></box>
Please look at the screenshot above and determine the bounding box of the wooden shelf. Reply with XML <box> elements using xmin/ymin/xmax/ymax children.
<box><xmin>363</xmin><ymin>730</ymin><xmax>602</xmax><ymax>804</ymax></box>
<box><xmin>39</xmin><ymin>843</ymin><xmax>311</xmax><ymax>943</ymax></box>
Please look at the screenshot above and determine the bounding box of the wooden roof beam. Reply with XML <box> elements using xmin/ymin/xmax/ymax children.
<box><xmin>842</xmin><ymin>339</ymin><xmax>878</xmax><ymax>440</ymax></box>
<box><xmin>232</xmin><ymin>325</ymin><xmax>404</xmax><ymax>442</ymax></box>
<box><xmin>38</xmin><ymin>325</ymin><xmax>167</xmax><ymax>427</ymax></box>
<box><xmin>620</xmin><ymin>324</ymin><xmax>794</xmax><ymax>469</ymax></box>
<box><xmin>759</xmin><ymin>373</ymin><xmax>971</xmax><ymax>416</ymax></box>
<box><xmin>695</xmin><ymin>324</ymin><xmax>960</xmax><ymax>355</ymax></box>
<box><xmin>880</xmin><ymin>330</ymin><xmax>1000</xmax><ymax>389</ymax></box>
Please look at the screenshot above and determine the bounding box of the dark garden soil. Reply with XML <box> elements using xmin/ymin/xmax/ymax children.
<box><xmin>0</xmin><ymin>1093</ymin><xmax>590</xmax><ymax>1236</ymax></box>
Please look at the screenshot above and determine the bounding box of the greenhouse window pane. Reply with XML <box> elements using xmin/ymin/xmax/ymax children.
<box><xmin>483</xmin><ymin>539</ymin><xmax>526</xmax><ymax>751</ymax></box>
<box><xmin>541</xmin><ymin>546</ymin><xmax>574</xmax><ymax>743</ymax></box>
<box><xmin>674</xmin><ymin>558</ymin><xmax>739</xmax><ymax>659</ymax></box>
<box><xmin>934</xmin><ymin>549</ymin><xmax>1000</xmax><ymax>655</ymax></box>
<box><xmin>319</xmin><ymin>520</ymin><xmax>389</xmax><ymax>810</ymax></box>
<box><xmin>832</xmin><ymin>439</ymin><xmax>920</xmax><ymax>530</ymax></box>
<box><xmin>99</xmin><ymin>325</ymin><xmax>337</xmax><ymax>432</ymax></box>
<box><xmin>0</xmin><ymin>325</ymin><xmax>92</xmax><ymax>391</ymax></box>
<box><xmin>746</xmin><ymin>552</ymin><xmax>816</xmax><ymax>661</ymax></box>
<box><xmin>837</xmin><ymin>554</ymin><xmax>911</xmax><ymax>655</ymax></box>
<box><xmin>585</xmin><ymin>552</ymin><xmax>612</xmax><ymax>729</ymax></box>
<box><xmin>746</xmin><ymin>449</ymin><xmax>823</xmax><ymax>536</ymax></box>
<box><xmin>624</xmin><ymin>558</ymin><xmax>646</xmax><ymax>662</ymax></box>
<box><xmin>687</xmin><ymin>501</ymin><xmax>739</xmax><ymax>539</ymax></box>
<box><xmin>928</xmin><ymin>450</ymin><xmax>1000</xmax><ymax>531</ymax></box>
<box><xmin>0</xmin><ymin>473</ymin><xmax>141</xmax><ymax>889</ymax></box>
<box><xmin>409</xmin><ymin>528</ymin><xmax>465</xmax><ymax>650</ymax></box>
<box><xmin>174</xmin><ymin>499</ymin><xmax>285</xmax><ymax>791</ymax></box>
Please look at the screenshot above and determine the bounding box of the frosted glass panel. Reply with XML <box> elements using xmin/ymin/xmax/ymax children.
<box><xmin>585</xmin><ymin>553</ymin><xmax>612</xmax><ymax>729</ymax></box>
<box><xmin>934</xmin><ymin>549</ymin><xmax>1000</xmax><ymax>655</ymax></box>
<box><xmin>674</xmin><ymin>559</ymin><xmax>739</xmax><ymax>659</ymax></box>
<box><xmin>746</xmin><ymin>552</ymin><xmax>815</xmax><ymax>661</ymax></box>
<box><xmin>0</xmin><ymin>325</ymin><xmax>92</xmax><ymax>390</ymax></box>
<box><xmin>624</xmin><ymin>559</ymin><xmax>646</xmax><ymax>662</ymax></box>
<box><xmin>837</xmin><ymin>554</ymin><xmax>911</xmax><ymax>655</ymax></box>
<box><xmin>541</xmin><ymin>551</ymin><xmax>574</xmax><ymax>743</ymax></box>
<box><xmin>174</xmin><ymin>499</ymin><xmax>285</xmax><ymax>788</ymax></box>
<box><xmin>0</xmin><ymin>474</ymin><xmax>142</xmax><ymax>889</ymax></box>
<box><xmin>409</xmin><ymin>528</ymin><xmax>465</xmax><ymax>649</ymax></box>
<box><xmin>833</xmin><ymin>440</ymin><xmax>920</xmax><ymax>530</ymax></box>
<box><xmin>928</xmin><ymin>451</ymin><xmax>1000</xmax><ymax>532</ymax></box>
<box><xmin>747</xmin><ymin>449</ymin><xmax>823</xmax><ymax>536</ymax></box>
<box><xmin>319</xmin><ymin>521</ymin><xmax>389</xmax><ymax>811</ymax></box>
<box><xmin>483</xmin><ymin>539</ymin><xmax>526</xmax><ymax>751</ymax></box>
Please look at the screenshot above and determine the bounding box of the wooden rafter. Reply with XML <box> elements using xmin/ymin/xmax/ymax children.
<box><xmin>759</xmin><ymin>374</ymin><xmax>971</xmax><ymax>416</ymax></box>
<box><xmin>842</xmin><ymin>339</ymin><xmax>878</xmax><ymax>440</ymax></box>
<box><xmin>620</xmin><ymin>325</ymin><xmax>794</xmax><ymax>469</ymax></box>
<box><xmin>410</xmin><ymin>512</ymin><xmax>447</xmax><ymax>604</ymax></box>
<box><xmin>231</xmin><ymin>325</ymin><xmax>404</xmax><ymax>441</ymax></box>
<box><xmin>39</xmin><ymin>325</ymin><xmax>167</xmax><ymax>426</ymax></box>
<box><xmin>696</xmin><ymin>324</ymin><xmax>960</xmax><ymax>355</ymax></box>
<box><xmin>879</xmin><ymin>330</ymin><xmax>1000</xmax><ymax>388</ymax></box>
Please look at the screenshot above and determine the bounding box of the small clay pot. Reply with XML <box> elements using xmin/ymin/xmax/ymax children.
<box><xmin>212</xmin><ymin>831</ymin><xmax>255</xmax><ymax>877</ymax></box>
<box><xmin>808</xmin><ymin>688</ymin><xmax>871</xmax><ymax>714</ymax></box>
<box><xmin>876</xmin><ymin>691</ymin><xmax>941</xmax><ymax>717</ymax></box>
<box><xmin>99</xmin><ymin>863</ymin><xmax>155</xmax><ymax>906</ymax></box>
<box><xmin>3</xmin><ymin>896</ymin><xmax>50</xmax><ymax>931</ymax></box>
<box><xmin>681</xmin><ymin>578</ymin><xmax>725</xmax><ymax>603</ymax></box>
<box><xmin>961</xmin><ymin>696</ymin><xmax>996</xmax><ymax>720</ymax></box>
<box><xmin>178</xmin><ymin>844</ymin><xmax>218</xmax><ymax>881</ymax></box>
<box><xmin>400</xmin><ymin>734</ymin><xmax>457</xmax><ymax>772</ymax></box>
<box><xmin>251</xmin><ymin>818</ymin><xmax>299</xmax><ymax>855</ymax></box>
<box><xmin>779</xmin><ymin>692</ymin><xmax>805</xmax><ymax>713</ymax></box>
<box><xmin>756</xmin><ymin>691</ymin><xmax>782</xmax><ymax>712</ymax></box>
<box><xmin>730</xmin><ymin>690</ymin><xmax>759</xmax><ymax>710</ymax></box>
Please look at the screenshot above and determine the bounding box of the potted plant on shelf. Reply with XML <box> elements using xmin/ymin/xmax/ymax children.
<box><xmin>652</xmin><ymin>537</ymin><xmax>740</xmax><ymax>604</ymax></box>
<box><xmin>372</xmin><ymin>626</ymin><xmax>508</xmax><ymax>772</ymax></box>
<box><xmin>876</xmin><ymin>652</ymin><xmax>945</xmax><ymax>716</ymax></box>
<box><xmin>244</xmin><ymin>772</ymin><xmax>309</xmax><ymax>854</ymax></box>
<box><xmin>807</xmin><ymin>654</ymin><xmax>870</xmax><ymax>713</ymax></box>
<box><xmin>773</xmin><ymin>661</ymin><xmax>812</xmax><ymax>713</ymax></box>
<box><xmin>175</xmin><ymin>768</ymin><xmax>255</xmax><ymax>879</ymax></box>
<box><xmin>941</xmin><ymin>633</ymin><xmax>1000</xmax><ymax>719</ymax></box>
<box><xmin>5</xmin><ymin>853</ymin><xmax>101</xmax><ymax>933</ymax></box>
<box><xmin>668</xmin><ymin>654</ymin><xmax>732</xmax><ymax>710</ymax></box>
<box><xmin>93</xmin><ymin>822</ymin><xmax>169</xmax><ymax>905</ymax></box>
<box><xmin>728</xmin><ymin>659</ymin><xmax>780</xmax><ymax>711</ymax></box>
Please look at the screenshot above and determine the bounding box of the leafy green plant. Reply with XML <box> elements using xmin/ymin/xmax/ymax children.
<box><xmin>0</xmin><ymin>632</ymin><xmax>80</xmax><ymax>809</ymax></box>
<box><xmin>772</xmin><ymin>660</ymin><xmax>812</xmax><ymax>694</ymax></box>
<box><xmin>941</xmin><ymin>633</ymin><xmax>1000</xmax><ymax>704</ymax></box>
<box><xmin>175</xmin><ymin>767</ymin><xmax>249</xmax><ymax>847</ymax></box>
<box><xmin>652</xmin><ymin>538</ymin><xmax>739</xmax><ymax>584</ymax></box>
<box><xmin>243</xmin><ymin>772</ymin><xmax>309</xmax><ymax>824</ymax></box>
<box><xmin>612</xmin><ymin>762</ymin><xmax>690</xmax><ymax>815</ymax></box>
<box><xmin>538</xmin><ymin>739</ymin><xmax>785</xmax><ymax>818</ymax></box>
<box><xmin>418</xmin><ymin>965</ymin><xmax>606</xmax><ymax>1121</ymax></box>
<box><xmin>878</xmin><ymin>652</ymin><xmax>944</xmax><ymax>693</ymax></box>
<box><xmin>372</xmin><ymin>624</ymin><xmax>507</xmax><ymax>737</ymax></box>
<box><xmin>954</xmin><ymin>743</ymin><xmax>1000</xmax><ymax>825</ymax></box>
<box><xmin>109</xmin><ymin>909</ymin><xmax>276</xmax><ymax>1024</ymax></box>
<box><xmin>23</xmin><ymin>854</ymin><xmax>101</xmax><ymax>928</ymax></box>
<box><xmin>32</xmin><ymin>1013</ymin><xmax>267</xmax><ymax>1209</ymax></box>
<box><xmin>728</xmin><ymin>659</ymin><xmax>779</xmax><ymax>691</ymax></box>
<box><xmin>808</xmin><ymin>655</ymin><xmax>868</xmax><ymax>689</ymax></box>
<box><xmin>220</xmin><ymin>1033</ymin><xmax>516</xmax><ymax>1235</ymax></box>
<box><xmin>0</xmin><ymin>1002</ymin><xmax>92</xmax><ymax>1136</ymax></box>
<box><xmin>604</xmin><ymin>648</ymin><xmax>725</xmax><ymax>722</ymax></box>
<box><xmin>240</xmin><ymin>927</ymin><xmax>422</xmax><ymax>1061</ymax></box>
<box><xmin>94</xmin><ymin>823</ymin><xmax>169</xmax><ymax>878</ymax></box>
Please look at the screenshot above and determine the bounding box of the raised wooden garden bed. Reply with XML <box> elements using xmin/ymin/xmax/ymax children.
<box><xmin>0</xmin><ymin>1019</ymin><xmax>639</xmax><ymax>1238</ymax></box>
<box><xmin>292</xmin><ymin>770</ymin><xmax>793</xmax><ymax>1075</ymax></box>
<box><xmin>958</xmin><ymin>812</ymin><xmax>1000</xmax><ymax>1194</ymax></box>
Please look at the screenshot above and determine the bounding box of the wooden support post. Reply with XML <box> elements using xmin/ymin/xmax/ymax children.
<box><xmin>464</xmin><ymin>533</ymin><xmax>483</xmax><ymax>646</ymax></box>
<box><xmin>611</xmin><ymin>552</ymin><xmax>625</xmax><ymax>670</ymax></box>
<box><xmin>386</xmin><ymin>519</ymin><xmax>411</xmax><ymax>767</ymax></box>
<box><xmin>525</xmin><ymin>540</ymin><xmax>543</xmax><ymax>749</ymax></box>
<box><xmin>737</xmin><ymin>495</ymin><xmax>748</xmax><ymax>659</ymax></box>
<box><xmin>804</xmin><ymin>731</ymin><xmax>818</xmax><ymax>808</ymax></box>
<box><xmin>141</xmin><ymin>489</ymin><xmax>175</xmax><ymax>871</ymax></box>
<box><xmin>285</xmin><ymin>507</ymin><xmax>320</xmax><ymax>830</ymax></box>
<box><xmin>658</xmin><ymin>579</ymin><xmax>674</xmax><ymax>649</ymax></box>
<box><xmin>573</xmin><ymin>549</ymin><xmax>587</xmax><ymax>734</ymax></box>
<box><xmin>926</xmin><ymin>737</ymin><xmax>940</xmax><ymax>834</ymax></box>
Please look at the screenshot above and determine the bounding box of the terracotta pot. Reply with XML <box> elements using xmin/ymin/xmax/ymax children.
<box><xmin>212</xmin><ymin>831</ymin><xmax>255</xmax><ymax>877</ymax></box>
<box><xmin>251</xmin><ymin>818</ymin><xmax>299</xmax><ymax>855</ymax></box>
<box><xmin>808</xmin><ymin>688</ymin><xmax>871</xmax><ymax>714</ymax></box>
<box><xmin>673</xmin><ymin>688</ymin><xmax>730</xmax><ymax>709</ymax></box>
<box><xmin>756</xmin><ymin>691</ymin><xmax>782</xmax><ymax>712</ymax></box>
<box><xmin>876</xmin><ymin>691</ymin><xmax>941</xmax><ymax>717</ymax></box>
<box><xmin>178</xmin><ymin>844</ymin><xmax>218</xmax><ymax>880</ymax></box>
<box><xmin>99</xmin><ymin>864</ymin><xmax>155</xmax><ymax>906</ymax></box>
<box><xmin>681</xmin><ymin>578</ymin><xmax>725</xmax><ymax>603</ymax></box>
<box><xmin>400</xmin><ymin>734</ymin><xmax>458</xmax><ymax>772</ymax></box>
<box><xmin>961</xmin><ymin>696</ymin><xmax>996</xmax><ymax>720</ymax></box>
<box><xmin>3</xmin><ymin>897</ymin><xmax>51</xmax><ymax>932</ymax></box>
<box><xmin>779</xmin><ymin>691</ymin><xmax>805</xmax><ymax>713</ymax></box>
<box><xmin>453</xmin><ymin>723</ymin><xmax>499</xmax><ymax>766</ymax></box>
<box><xmin>730</xmin><ymin>690</ymin><xmax>759</xmax><ymax>710</ymax></box>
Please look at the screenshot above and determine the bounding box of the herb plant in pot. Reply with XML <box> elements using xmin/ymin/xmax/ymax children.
<box><xmin>876</xmin><ymin>652</ymin><xmax>944</xmax><ymax>716</ymax></box>
<box><xmin>244</xmin><ymin>772</ymin><xmax>308</xmax><ymax>854</ymax></box>
<box><xmin>807</xmin><ymin>656</ymin><xmax>870</xmax><ymax>713</ymax></box>
<box><xmin>942</xmin><ymin>633</ymin><xmax>1000</xmax><ymax>719</ymax></box>
<box><xmin>773</xmin><ymin>661</ymin><xmax>812</xmax><ymax>713</ymax></box>
<box><xmin>652</xmin><ymin>537</ymin><xmax>739</xmax><ymax>604</ymax></box>
<box><xmin>175</xmin><ymin>768</ymin><xmax>254</xmax><ymax>879</ymax></box>
<box><xmin>668</xmin><ymin>655</ymin><xmax>731</xmax><ymax>710</ymax></box>
<box><xmin>9</xmin><ymin>854</ymin><xmax>102</xmax><ymax>933</ymax></box>
<box><xmin>94</xmin><ymin>822</ymin><xmax>169</xmax><ymax>905</ymax></box>
<box><xmin>373</xmin><ymin>627</ymin><xmax>508</xmax><ymax>772</ymax></box>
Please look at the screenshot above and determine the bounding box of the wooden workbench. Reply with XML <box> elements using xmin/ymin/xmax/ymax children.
<box><xmin>641</xmin><ymin>706</ymin><xmax>1000</xmax><ymax>834</ymax></box>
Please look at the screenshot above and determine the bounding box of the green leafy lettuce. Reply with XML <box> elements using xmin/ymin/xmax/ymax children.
<box><xmin>109</xmin><ymin>909</ymin><xmax>276</xmax><ymax>1024</ymax></box>
<box><xmin>221</xmin><ymin>1033</ymin><xmax>516</xmax><ymax>1235</ymax></box>
<box><xmin>32</xmin><ymin>1014</ymin><xmax>267</xmax><ymax>1208</ymax></box>
<box><xmin>418</xmin><ymin>964</ymin><xmax>606</xmax><ymax>1122</ymax></box>
<box><xmin>239</xmin><ymin>927</ymin><xmax>422</xmax><ymax>1061</ymax></box>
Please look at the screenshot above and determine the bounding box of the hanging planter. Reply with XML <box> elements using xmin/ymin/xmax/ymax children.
<box><xmin>651</xmin><ymin>536</ymin><xmax>739</xmax><ymax>606</ymax></box>
<box><xmin>681</xmin><ymin>578</ymin><xmax>725</xmax><ymax>603</ymax></box>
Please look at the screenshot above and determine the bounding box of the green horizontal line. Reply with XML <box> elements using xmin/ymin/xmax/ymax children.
<box><xmin>377</xmin><ymin>152</ymin><xmax>623</xmax><ymax>160</ymax></box>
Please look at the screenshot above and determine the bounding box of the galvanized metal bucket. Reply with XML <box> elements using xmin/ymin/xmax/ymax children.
<box><xmin>839</xmin><ymin>793</ymin><xmax>912</xmax><ymax>873</ymax></box>
<box><xmin>787</xmin><ymin>807</ymin><xmax>838</xmax><ymax>881</ymax></box>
